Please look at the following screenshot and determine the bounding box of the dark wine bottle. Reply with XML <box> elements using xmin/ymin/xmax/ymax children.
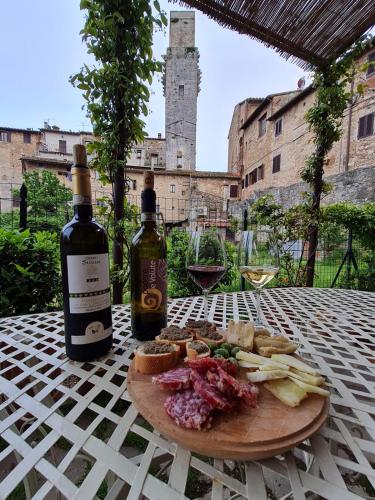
<box><xmin>130</xmin><ymin>171</ymin><xmax>167</xmax><ymax>340</ymax></box>
<box><xmin>60</xmin><ymin>144</ymin><xmax>112</xmax><ymax>361</ymax></box>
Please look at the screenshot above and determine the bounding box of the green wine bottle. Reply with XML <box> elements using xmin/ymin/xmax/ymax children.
<box><xmin>60</xmin><ymin>144</ymin><xmax>112</xmax><ymax>361</ymax></box>
<box><xmin>130</xmin><ymin>171</ymin><xmax>167</xmax><ymax>340</ymax></box>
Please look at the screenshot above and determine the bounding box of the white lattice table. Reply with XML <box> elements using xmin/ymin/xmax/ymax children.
<box><xmin>0</xmin><ymin>288</ymin><xmax>374</xmax><ymax>500</ymax></box>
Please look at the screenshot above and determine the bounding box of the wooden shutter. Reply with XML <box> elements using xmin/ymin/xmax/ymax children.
<box><xmin>272</xmin><ymin>155</ymin><xmax>281</xmax><ymax>173</ymax></box>
<box><xmin>230</xmin><ymin>185</ymin><xmax>238</xmax><ymax>198</ymax></box>
<box><xmin>367</xmin><ymin>52</ymin><xmax>375</xmax><ymax>76</ymax></box>
<box><xmin>358</xmin><ymin>116</ymin><xmax>366</xmax><ymax>138</ymax></box>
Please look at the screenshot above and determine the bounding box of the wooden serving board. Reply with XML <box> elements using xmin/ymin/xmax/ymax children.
<box><xmin>127</xmin><ymin>363</ymin><xmax>329</xmax><ymax>460</ymax></box>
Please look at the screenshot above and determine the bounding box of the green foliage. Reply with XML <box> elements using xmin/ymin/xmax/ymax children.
<box><xmin>14</xmin><ymin>170</ymin><xmax>72</xmax><ymax>232</ymax></box>
<box><xmin>0</xmin><ymin>229</ymin><xmax>61</xmax><ymax>316</ymax></box>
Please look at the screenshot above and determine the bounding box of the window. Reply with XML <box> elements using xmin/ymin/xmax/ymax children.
<box><xmin>23</xmin><ymin>132</ymin><xmax>31</xmax><ymax>144</ymax></box>
<box><xmin>136</xmin><ymin>149</ymin><xmax>142</xmax><ymax>160</ymax></box>
<box><xmin>275</xmin><ymin>118</ymin><xmax>282</xmax><ymax>136</ymax></box>
<box><xmin>245</xmin><ymin>174</ymin><xmax>249</xmax><ymax>188</ymax></box>
<box><xmin>258</xmin><ymin>113</ymin><xmax>267</xmax><ymax>137</ymax></box>
<box><xmin>230</xmin><ymin>185</ymin><xmax>239</xmax><ymax>198</ymax></box>
<box><xmin>132</xmin><ymin>179</ymin><xmax>137</xmax><ymax>190</ymax></box>
<box><xmin>241</xmin><ymin>179</ymin><xmax>245</xmax><ymax>189</ymax></box>
<box><xmin>177</xmin><ymin>151</ymin><xmax>182</xmax><ymax>168</ymax></box>
<box><xmin>156</xmin><ymin>204</ymin><xmax>160</xmax><ymax>213</ymax></box>
<box><xmin>358</xmin><ymin>113</ymin><xmax>374</xmax><ymax>138</ymax></box>
<box><xmin>59</xmin><ymin>140</ymin><xmax>67</xmax><ymax>153</ymax></box>
<box><xmin>367</xmin><ymin>52</ymin><xmax>375</xmax><ymax>77</ymax></box>
<box><xmin>0</xmin><ymin>131</ymin><xmax>11</xmax><ymax>142</ymax></box>
<box><xmin>272</xmin><ymin>154</ymin><xmax>281</xmax><ymax>173</ymax></box>
<box><xmin>179</xmin><ymin>85</ymin><xmax>184</xmax><ymax>97</ymax></box>
<box><xmin>257</xmin><ymin>164</ymin><xmax>264</xmax><ymax>180</ymax></box>
<box><xmin>170</xmin><ymin>184</ymin><xmax>176</xmax><ymax>193</ymax></box>
<box><xmin>249</xmin><ymin>170</ymin><xmax>257</xmax><ymax>185</ymax></box>
<box><xmin>182</xmin><ymin>190</ymin><xmax>185</xmax><ymax>195</ymax></box>
<box><xmin>151</xmin><ymin>154</ymin><xmax>158</xmax><ymax>167</ymax></box>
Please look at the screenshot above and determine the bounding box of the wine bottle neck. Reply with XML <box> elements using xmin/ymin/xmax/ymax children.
<box><xmin>74</xmin><ymin>204</ymin><xmax>93</xmax><ymax>219</ymax></box>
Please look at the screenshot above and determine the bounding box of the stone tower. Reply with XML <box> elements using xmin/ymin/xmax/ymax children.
<box><xmin>163</xmin><ymin>11</ymin><xmax>200</xmax><ymax>170</ymax></box>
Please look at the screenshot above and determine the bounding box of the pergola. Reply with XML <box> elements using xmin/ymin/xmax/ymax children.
<box><xmin>174</xmin><ymin>0</ymin><xmax>375</xmax><ymax>68</ymax></box>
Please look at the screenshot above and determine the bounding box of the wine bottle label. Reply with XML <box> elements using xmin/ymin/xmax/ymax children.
<box><xmin>141</xmin><ymin>212</ymin><xmax>156</xmax><ymax>222</ymax></box>
<box><xmin>140</xmin><ymin>258</ymin><xmax>167</xmax><ymax>310</ymax></box>
<box><xmin>71</xmin><ymin>324</ymin><xmax>112</xmax><ymax>345</ymax></box>
<box><xmin>67</xmin><ymin>253</ymin><xmax>111</xmax><ymax>314</ymax></box>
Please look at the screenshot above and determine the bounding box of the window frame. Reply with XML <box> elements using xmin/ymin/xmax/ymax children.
<box><xmin>275</xmin><ymin>118</ymin><xmax>282</xmax><ymax>137</ymax></box>
<box><xmin>58</xmin><ymin>139</ymin><xmax>67</xmax><ymax>154</ymax></box>
<box><xmin>272</xmin><ymin>154</ymin><xmax>281</xmax><ymax>174</ymax></box>
<box><xmin>257</xmin><ymin>164</ymin><xmax>264</xmax><ymax>181</ymax></box>
<box><xmin>229</xmin><ymin>184</ymin><xmax>239</xmax><ymax>198</ymax></box>
<box><xmin>178</xmin><ymin>84</ymin><xmax>184</xmax><ymax>98</ymax></box>
<box><xmin>0</xmin><ymin>131</ymin><xmax>11</xmax><ymax>142</ymax></box>
<box><xmin>23</xmin><ymin>132</ymin><xmax>31</xmax><ymax>144</ymax></box>
<box><xmin>258</xmin><ymin>113</ymin><xmax>267</xmax><ymax>138</ymax></box>
<box><xmin>367</xmin><ymin>52</ymin><xmax>375</xmax><ymax>77</ymax></box>
<box><xmin>136</xmin><ymin>149</ymin><xmax>142</xmax><ymax>160</ymax></box>
<box><xmin>170</xmin><ymin>184</ymin><xmax>176</xmax><ymax>193</ymax></box>
<box><xmin>358</xmin><ymin>113</ymin><xmax>374</xmax><ymax>139</ymax></box>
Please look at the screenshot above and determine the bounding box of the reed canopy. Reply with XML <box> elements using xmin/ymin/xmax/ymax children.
<box><xmin>174</xmin><ymin>0</ymin><xmax>375</xmax><ymax>68</ymax></box>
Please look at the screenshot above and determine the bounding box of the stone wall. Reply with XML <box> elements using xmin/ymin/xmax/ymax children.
<box><xmin>229</xmin><ymin>166</ymin><xmax>375</xmax><ymax>214</ymax></box>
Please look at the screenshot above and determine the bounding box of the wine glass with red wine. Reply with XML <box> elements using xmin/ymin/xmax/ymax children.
<box><xmin>186</xmin><ymin>228</ymin><xmax>227</xmax><ymax>320</ymax></box>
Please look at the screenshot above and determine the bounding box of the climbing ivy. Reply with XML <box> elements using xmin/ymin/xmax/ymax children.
<box><xmin>301</xmin><ymin>35</ymin><xmax>374</xmax><ymax>286</ymax></box>
<box><xmin>71</xmin><ymin>0</ymin><xmax>167</xmax><ymax>303</ymax></box>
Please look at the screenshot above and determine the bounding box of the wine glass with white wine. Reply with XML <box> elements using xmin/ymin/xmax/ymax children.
<box><xmin>238</xmin><ymin>229</ymin><xmax>279</xmax><ymax>331</ymax></box>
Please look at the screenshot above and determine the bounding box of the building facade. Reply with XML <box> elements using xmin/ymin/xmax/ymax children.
<box><xmin>163</xmin><ymin>11</ymin><xmax>200</xmax><ymax>170</ymax></box>
<box><xmin>228</xmin><ymin>49</ymin><xmax>375</xmax><ymax>204</ymax></box>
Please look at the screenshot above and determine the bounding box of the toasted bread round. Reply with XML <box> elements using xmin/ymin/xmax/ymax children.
<box><xmin>184</xmin><ymin>320</ymin><xmax>216</xmax><ymax>339</ymax></box>
<box><xmin>155</xmin><ymin>334</ymin><xmax>193</xmax><ymax>356</ymax></box>
<box><xmin>195</xmin><ymin>330</ymin><xmax>224</xmax><ymax>346</ymax></box>
<box><xmin>134</xmin><ymin>343</ymin><xmax>180</xmax><ymax>374</ymax></box>
<box><xmin>186</xmin><ymin>340</ymin><xmax>211</xmax><ymax>360</ymax></box>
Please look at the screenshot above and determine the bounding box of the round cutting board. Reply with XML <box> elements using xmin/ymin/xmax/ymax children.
<box><xmin>127</xmin><ymin>363</ymin><xmax>329</xmax><ymax>460</ymax></box>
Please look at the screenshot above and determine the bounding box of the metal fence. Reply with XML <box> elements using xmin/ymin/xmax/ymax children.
<box><xmin>0</xmin><ymin>182</ymin><xmax>373</xmax><ymax>291</ymax></box>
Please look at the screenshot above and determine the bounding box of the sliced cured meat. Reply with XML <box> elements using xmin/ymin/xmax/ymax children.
<box><xmin>164</xmin><ymin>390</ymin><xmax>212</xmax><ymax>430</ymax></box>
<box><xmin>152</xmin><ymin>368</ymin><xmax>192</xmax><ymax>391</ymax></box>
<box><xmin>238</xmin><ymin>381</ymin><xmax>258</xmax><ymax>408</ymax></box>
<box><xmin>191</xmin><ymin>370</ymin><xmax>236</xmax><ymax>412</ymax></box>
<box><xmin>186</xmin><ymin>357</ymin><xmax>237</xmax><ymax>376</ymax></box>
<box><xmin>207</xmin><ymin>367</ymin><xmax>242</xmax><ymax>397</ymax></box>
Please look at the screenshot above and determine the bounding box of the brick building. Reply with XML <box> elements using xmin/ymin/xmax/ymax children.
<box><xmin>228</xmin><ymin>49</ymin><xmax>375</xmax><ymax>204</ymax></box>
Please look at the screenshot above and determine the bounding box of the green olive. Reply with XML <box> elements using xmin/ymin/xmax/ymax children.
<box><xmin>214</xmin><ymin>348</ymin><xmax>229</xmax><ymax>359</ymax></box>
<box><xmin>231</xmin><ymin>346</ymin><xmax>241</xmax><ymax>357</ymax></box>
<box><xmin>221</xmin><ymin>343</ymin><xmax>232</xmax><ymax>352</ymax></box>
<box><xmin>227</xmin><ymin>357</ymin><xmax>239</xmax><ymax>366</ymax></box>
<box><xmin>213</xmin><ymin>353</ymin><xmax>225</xmax><ymax>359</ymax></box>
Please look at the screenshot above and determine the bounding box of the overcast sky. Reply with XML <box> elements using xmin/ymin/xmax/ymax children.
<box><xmin>0</xmin><ymin>0</ymin><xmax>307</xmax><ymax>171</ymax></box>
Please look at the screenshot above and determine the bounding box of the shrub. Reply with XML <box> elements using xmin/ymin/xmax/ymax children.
<box><xmin>0</xmin><ymin>229</ymin><xmax>61</xmax><ymax>316</ymax></box>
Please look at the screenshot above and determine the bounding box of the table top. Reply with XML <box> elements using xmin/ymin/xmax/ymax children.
<box><xmin>0</xmin><ymin>288</ymin><xmax>374</xmax><ymax>500</ymax></box>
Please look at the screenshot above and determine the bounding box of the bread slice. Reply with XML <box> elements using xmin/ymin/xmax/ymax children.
<box><xmin>155</xmin><ymin>334</ymin><xmax>193</xmax><ymax>356</ymax></box>
<box><xmin>134</xmin><ymin>343</ymin><xmax>180</xmax><ymax>374</ymax></box>
<box><xmin>186</xmin><ymin>340</ymin><xmax>210</xmax><ymax>360</ymax></box>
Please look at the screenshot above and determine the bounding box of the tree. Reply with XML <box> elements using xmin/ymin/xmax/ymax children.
<box><xmin>14</xmin><ymin>170</ymin><xmax>72</xmax><ymax>232</ymax></box>
<box><xmin>71</xmin><ymin>0</ymin><xmax>167</xmax><ymax>303</ymax></box>
<box><xmin>302</xmin><ymin>36</ymin><xmax>373</xmax><ymax>286</ymax></box>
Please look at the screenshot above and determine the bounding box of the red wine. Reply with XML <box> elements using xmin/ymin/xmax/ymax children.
<box><xmin>187</xmin><ymin>265</ymin><xmax>225</xmax><ymax>291</ymax></box>
<box><xmin>60</xmin><ymin>145</ymin><xmax>112</xmax><ymax>361</ymax></box>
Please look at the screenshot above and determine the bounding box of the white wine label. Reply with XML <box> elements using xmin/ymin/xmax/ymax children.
<box><xmin>67</xmin><ymin>254</ymin><xmax>111</xmax><ymax>314</ymax></box>
<box><xmin>140</xmin><ymin>258</ymin><xmax>167</xmax><ymax>310</ymax></box>
<box><xmin>71</xmin><ymin>324</ymin><xmax>112</xmax><ymax>345</ymax></box>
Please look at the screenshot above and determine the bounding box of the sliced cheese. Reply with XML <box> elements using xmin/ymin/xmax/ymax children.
<box><xmin>271</xmin><ymin>354</ymin><xmax>317</xmax><ymax>375</ymax></box>
<box><xmin>288</xmin><ymin>369</ymin><xmax>325</xmax><ymax>386</ymax></box>
<box><xmin>238</xmin><ymin>361</ymin><xmax>261</xmax><ymax>369</ymax></box>
<box><xmin>246</xmin><ymin>370</ymin><xmax>288</xmax><ymax>383</ymax></box>
<box><xmin>291</xmin><ymin>378</ymin><xmax>330</xmax><ymax>397</ymax></box>
<box><xmin>259</xmin><ymin>361</ymin><xmax>290</xmax><ymax>371</ymax></box>
<box><xmin>264</xmin><ymin>379</ymin><xmax>307</xmax><ymax>407</ymax></box>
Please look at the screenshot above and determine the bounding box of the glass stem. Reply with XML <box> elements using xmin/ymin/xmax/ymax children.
<box><xmin>255</xmin><ymin>288</ymin><xmax>262</xmax><ymax>326</ymax></box>
<box><xmin>203</xmin><ymin>289</ymin><xmax>209</xmax><ymax>321</ymax></box>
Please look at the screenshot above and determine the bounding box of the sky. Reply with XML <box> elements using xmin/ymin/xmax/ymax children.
<box><xmin>0</xmin><ymin>0</ymin><xmax>308</xmax><ymax>171</ymax></box>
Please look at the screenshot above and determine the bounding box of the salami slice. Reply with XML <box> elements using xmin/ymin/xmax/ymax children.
<box><xmin>164</xmin><ymin>390</ymin><xmax>213</xmax><ymax>430</ymax></box>
<box><xmin>152</xmin><ymin>368</ymin><xmax>192</xmax><ymax>391</ymax></box>
<box><xmin>187</xmin><ymin>357</ymin><xmax>238</xmax><ymax>376</ymax></box>
<box><xmin>238</xmin><ymin>381</ymin><xmax>259</xmax><ymax>408</ymax></box>
<box><xmin>191</xmin><ymin>370</ymin><xmax>236</xmax><ymax>412</ymax></box>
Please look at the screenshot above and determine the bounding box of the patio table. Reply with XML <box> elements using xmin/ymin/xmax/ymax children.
<box><xmin>0</xmin><ymin>288</ymin><xmax>374</xmax><ymax>499</ymax></box>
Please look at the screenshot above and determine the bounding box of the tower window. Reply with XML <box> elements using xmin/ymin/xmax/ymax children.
<box><xmin>177</xmin><ymin>151</ymin><xmax>183</xmax><ymax>168</ymax></box>
<box><xmin>23</xmin><ymin>132</ymin><xmax>31</xmax><ymax>144</ymax></box>
<box><xmin>179</xmin><ymin>85</ymin><xmax>184</xmax><ymax>97</ymax></box>
<box><xmin>170</xmin><ymin>184</ymin><xmax>176</xmax><ymax>193</ymax></box>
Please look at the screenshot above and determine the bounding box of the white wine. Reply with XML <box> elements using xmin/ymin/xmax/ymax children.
<box><xmin>60</xmin><ymin>145</ymin><xmax>112</xmax><ymax>361</ymax></box>
<box><xmin>239</xmin><ymin>265</ymin><xmax>279</xmax><ymax>288</ymax></box>
<box><xmin>130</xmin><ymin>171</ymin><xmax>167</xmax><ymax>340</ymax></box>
